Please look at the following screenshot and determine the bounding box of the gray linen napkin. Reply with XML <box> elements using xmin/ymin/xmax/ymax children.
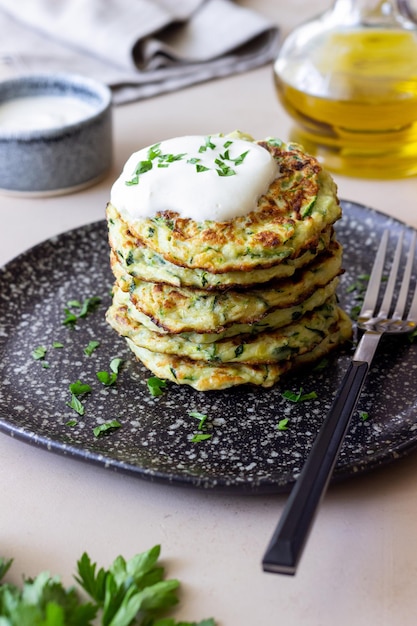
<box><xmin>0</xmin><ymin>0</ymin><xmax>279</xmax><ymax>104</ymax></box>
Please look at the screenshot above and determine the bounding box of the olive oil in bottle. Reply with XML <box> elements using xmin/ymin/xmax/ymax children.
<box><xmin>274</xmin><ymin>2</ymin><xmax>417</xmax><ymax>178</ymax></box>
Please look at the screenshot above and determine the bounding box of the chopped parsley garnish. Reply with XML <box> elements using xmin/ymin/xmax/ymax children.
<box><xmin>69</xmin><ymin>380</ymin><xmax>92</xmax><ymax>396</ymax></box>
<box><xmin>198</xmin><ymin>136</ymin><xmax>216</xmax><ymax>152</ymax></box>
<box><xmin>67</xmin><ymin>394</ymin><xmax>86</xmax><ymax>416</ymax></box>
<box><xmin>31</xmin><ymin>345</ymin><xmax>47</xmax><ymax>360</ymax></box>
<box><xmin>359</xmin><ymin>411</ymin><xmax>369</xmax><ymax>421</ymax></box>
<box><xmin>125</xmin><ymin>136</ymin><xmax>251</xmax><ymax>185</ymax></box>
<box><xmin>189</xmin><ymin>410</ymin><xmax>212</xmax><ymax>443</ymax></box>
<box><xmin>84</xmin><ymin>340</ymin><xmax>100</xmax><ymax>356</ymax></box>
<box><xmin>52</xmin><ymin>341</ymin><xmax>64</xmax><ymax>349</ymax></box>
<box><xmin>93</xmin><ymin>419</ymin><xmax>122</xmax><ymax>438</ymax></box>
<box><xmin>67</xmin><ymin>380</ymin><xmax>91</xmax><ymax>416</ymax></box>
<box><xmin>126</xmin><ymin>142</ymin><xmax>186</xmax><ymax>185</ymax></box>
<box><xmin>189</xmin><ymin>411</ymin><xmax>208</xmax><ymax>430</ymax></box>
<box><xmin>282</xmin><ymin>387</ymin><xmax>318</xmax><ymax>403</ymax></box>
<box><xmin>62</xmin><ymin>296</ymin><xmax>101</xmax><ymax>326</ymax></box>
<box><xmin>147</xmin><ymin>376</ymin><xmax>167</xmax><ymax>397</ymax></box>
<box><xmin>0</xmin><ymin>546</ymin><xmax>216</xmax><ymax>626</ymax></box>
<box><xmin>277</xmin><ymin>417</ymin><xmax>290</xmax><ymax>431</ymax></box>
<box><xmin>96</xmin><ymin>358</ymin><xmax>123</xmax><ymax>386</ymax></box>
<box><xmin>191</xmin><ymin>433</ymin><xmax>212</xmax><ymax>443</ymax></box>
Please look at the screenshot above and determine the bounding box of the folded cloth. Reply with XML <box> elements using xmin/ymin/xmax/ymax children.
<box><xmin>0</xmin><ymin>0</ymin><xmax>279</xmax><ymax>104</ymax></box>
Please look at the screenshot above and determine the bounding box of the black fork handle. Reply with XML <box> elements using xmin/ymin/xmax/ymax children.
<box><xmin>262</xmin><ymin>360</ymin><xmax>369</xmax><ymax>575</ymax></box>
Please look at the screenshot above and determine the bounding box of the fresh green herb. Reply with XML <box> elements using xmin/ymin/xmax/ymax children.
<box><xmin>191</xmin><ymin>433</ymin><xmax>212</xmax><ymax>443</ymax></box>
<box><xmin>359</xmin><ymin>411</ymin><xmax>369</xmax><ymax>421</ymax></box>
<box><xmin>84</xmin><ymin>340</ymin><xmax>100</xmax><ymax>356</ymax></box>
<box><xmin>215</xmin><ymin>158</ymin><xmax>236</xmax><ymax>177</ymax></box>
<box><xmin>0</xmin><ymin>546</ymin><xmax>216</xmax><ymax>626</ymax></box>
<box><xmin>313</xmin><ymin>357</ymin><xmax>329</xmax><ymax>371</ymax></box>
<box><xmin>40</xmin><ymin>361</ymin><xmax>51</xmax><ymax>369</ymax></box>
<box><xmin>67</xmin><ymin>380</ymin><xmax>91</xmax><ymax>416</ymax></box>
<box><xmin>147</xmin><ymin>376</ymin><xmax>167</xmax><ymax>397</ymax></box>
<box><xmin>189</xmin><ymin>411</ymin><xmax>212</xmax><ymax>443</ymax></box>
<box><xmin>199</xmin><ymin>136</ymin><xmax>216</xmax><ymax>152</ymax></box>
<box><xmin>69</xmin><ymin>380</ymin><xmax>92</xmax><ymax>396</ymax></box>
<box><xmin>32</xmin><ymin>345</ymin><xmax>47</xmax><ymax>360</ymax></box>
<box><xmin>233</xmin><ymin>149</ymin><xmax>249</xmax><ymax>165</ymax></box>
<box><xmin>62</xmin><ymin>308</ymin><xmax>78</xmax><ymax>326</ymax></box>
<box><xmin>282</xmin><ymin>387</ymin><xmax>318</xmax><ymax>403</ymax></box>
<box><xmin>78</xmin><ymin>297</ymin><xmax>101</xmax><ymax>318</ymax></box>
<box><xmin>126</xmin><ymin>143</ymin><xmax>186</xmax><ymax>185</ymax></box>
<box><xmin>52</xmin><ymin>341</ymin><xmax>64</xmax><ymax>349</ymax></box>
<box><xmin>93</xmin><ymin>419</ymin><xmax>122</xmax><ymax>438</ymax></box>
<box><xmin>67</xmin><ymin>394</ymin><xmax>86</xmax><ymax>416</ymax></box>
<box><xmin>189</xmin><ymin>411</ymin><xmax>208</xmax><ymax>430</ymax></box>
<box><xmin>62</xmin><ymin>296</ymin><xmax>101</xmax><ymax>326</ymax></box>
<box><xmin>66</xmin><ymin>419</ymin><xmax>78</xmax><ymax>427</ymax></box>
<box><xmin>97</xmin><ymin>358</ymin><xmax>123</xmax><ymax>386</ymax></box>
<box><xmin>196</xmin><ymin>164</ymin><xmax>210</xmax><ymax>173</ymax></box>
<box><xmin>277</xmin><ymin>417</ymin><xmax>290</xmax><ymax>431</ymax></box>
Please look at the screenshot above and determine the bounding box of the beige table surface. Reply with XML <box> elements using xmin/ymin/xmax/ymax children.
<box><xmin>2</xmin><ymin>2</ymin><xmax>417</xmax><ymax>624</ymax></box>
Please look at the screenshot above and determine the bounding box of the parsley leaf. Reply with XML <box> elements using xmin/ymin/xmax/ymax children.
<box><xmin>191</xmin><ymin>433</ymin><xmax>212</xmax><ymax>443</ymax></box>
<box><xmin>67</xmin><ymin>380</ymin><xmax>91</xmax><ymax>416</ymax></box>
<box><xmin>189</xmin><ymin>411</ymin><xmax>208</xmax><ymax>430</ymax></box>
<box><xmin>277</xmin><ymin>418</ymin><xmax>289</xmax><ymax>431</ymax></box>
<box><xmin>67</xmin><ymin>394</ymin><xmax>86</xmax><ymax>416</ymax></box>
<box><xmin>69</xmin><ymin>380</ymin><xmax>92</xmax><ymax>396</ymax></box>
<box><xmin>84</xmin><ymin>340</ymin><xmax>100</xmax><ymax>356</ymax></box>
<box><xmin>62</xmin><ymin>296</ymin><xmax>101</xmax><ymax>326</ymax></box>
<box><xmin>147</xmin><ymin>376</ymin><xmax>167</xmax><ymax>397</ymax></box>
<box><xmin>189</xmin><ymin>411</ymin><xmax>212</xmax><ymax>443</ymax></box>
<box><xmin>97</xmin><ymin>358</ymin><xmax>123</xmax><ymax>386</ymax></box>
<box><xmin>282</xmin><ymin>387</ymin><xmax>318</xmax><ymax>403</ymax></box>
<box><xmin>32</xmin><ymin>345</ymin><xmax>47</xmax><ymax>360</ymax></box>
<box><xmin>93</xmin><ymin>420</ymin><xmax>122</xmax><ymax>438</ymax></box>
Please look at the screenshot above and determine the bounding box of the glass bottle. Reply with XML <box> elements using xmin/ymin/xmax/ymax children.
<box><xmin>273</xmin><ymin>0</ymin><xmax>417</xmax><ymax>178</ymax></box>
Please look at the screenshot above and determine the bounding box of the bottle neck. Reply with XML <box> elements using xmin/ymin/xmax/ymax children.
<box><xmin>330</xmin><ymin>0</ymin><xmax>412</xmax><ymax>26</ymax></box>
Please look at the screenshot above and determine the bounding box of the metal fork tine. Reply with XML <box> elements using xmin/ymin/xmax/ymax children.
<box><xmin>393</xmin><ymin>230</ymin><xmax>417</xmax><ymax>321</ymax></box>
<box><xmin>360</xmin><ymin>230</ymin><xmax>388</xmax><ymax>319</ymax></box>
<box><xmin>378</xmin><ymin>231</ymin><xmax>403</xmax><ymax>318</ymax></box>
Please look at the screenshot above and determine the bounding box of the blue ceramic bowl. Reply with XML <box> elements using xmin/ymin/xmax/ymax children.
<box><xmin>0</xmin><ymin>73</ymin><xmax>112</xmax><ymax>195</ymax></box>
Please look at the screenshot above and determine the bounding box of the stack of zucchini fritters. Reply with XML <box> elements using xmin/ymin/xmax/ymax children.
<box><xmin>106</xmin><ymin>135</ymin><xmax>352</xmax><ymax>391</ymax></box>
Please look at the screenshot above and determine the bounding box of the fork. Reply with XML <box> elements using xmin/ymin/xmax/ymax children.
<box><xmin>262</xmin><ymin>228</ymin><xmax>417</xmax><ymax>575</ymax></box>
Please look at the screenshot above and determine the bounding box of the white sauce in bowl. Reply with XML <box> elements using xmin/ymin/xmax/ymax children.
<box><xmin>111</xmin><ymin>135</ymin><xmax>279</xmax><ymax>223</ymax></box>
<box><xmin>0</xmin><ymin>94</ymin><xmax>96</xmax><ymax>132</ymax></box>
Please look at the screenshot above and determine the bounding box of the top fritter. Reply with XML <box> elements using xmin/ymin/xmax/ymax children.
<box><xmin>109</xmin><ymin>133</ymin><xmax>341</xmax><ymax>274</ymax></box>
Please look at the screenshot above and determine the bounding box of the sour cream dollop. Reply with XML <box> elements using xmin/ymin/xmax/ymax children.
<box><xmin>0</xmin><ymin>95</ymin><xmax>96</xmax><ymax>132</ymax></box>
<box><xmin>110</xmin><ymin>135</ymin><xmax>279</xmax><ymax>222</ymax></box>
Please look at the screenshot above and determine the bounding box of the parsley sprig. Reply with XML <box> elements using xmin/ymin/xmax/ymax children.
<box><xmin>0</xmin><ymin>546</ymin><xmax>216</xmax><ymax>626</ymax></box>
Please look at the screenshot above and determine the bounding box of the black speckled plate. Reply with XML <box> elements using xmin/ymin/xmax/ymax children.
<box><xmin>1</xmin><ymin>200</ymin><xmax>417</xmax><ymax>493</ymax></box>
